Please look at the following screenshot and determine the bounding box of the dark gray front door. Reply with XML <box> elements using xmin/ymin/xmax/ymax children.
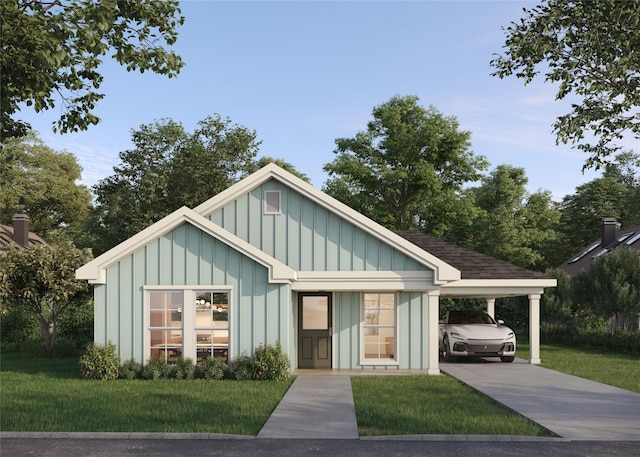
<box><xmin>298</xmin><ymin>293</ymin><xmax>332</xmax><ymax>369</ymax></box>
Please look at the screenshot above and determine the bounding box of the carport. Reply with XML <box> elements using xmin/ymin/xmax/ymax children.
<box><xmin>396</xmin><ymin>232</ymin><xmax>557</xmax><ymax>367</ymax></box>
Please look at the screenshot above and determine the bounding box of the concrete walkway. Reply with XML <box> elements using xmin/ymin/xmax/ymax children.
<box><xmin>441</xmin><ymin>359</ymin><xmax>640</xmax><ymax>441</ymax></box>
<box><xmin>257</xmin><ymin>375</ymin><xmax>359</xmax><ymax>439</ymax></box>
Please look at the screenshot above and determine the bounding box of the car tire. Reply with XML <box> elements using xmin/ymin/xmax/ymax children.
<box><xmin>443</xmin><ymin>335</ymin><xmax>457</xmax><ymax>362</ymax></box>
<box><xmin>500</xmin><ymin>356</ymin><xmax>514</xmax><ymax>363</ymax></box>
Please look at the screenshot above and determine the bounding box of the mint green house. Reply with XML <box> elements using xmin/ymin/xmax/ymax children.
<box><xmin>76</xmin><ymin>164</ymin><xmax>554</xmax><ymax>373</ymax></box>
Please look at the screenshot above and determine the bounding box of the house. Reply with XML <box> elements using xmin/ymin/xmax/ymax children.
<box><xmin>558</xmin><ymin>217</ymin><xmax>640</xmax><ymax>276</ymax></box>
<box><xmin>0</xmin><ymin>214</ymin><xmax>50</xmax><ymax>255</ymax></box>
<box><xmin>76</xmin><ymin>164</ymin><xmax>555</xmax><ymax>373</ymax></box>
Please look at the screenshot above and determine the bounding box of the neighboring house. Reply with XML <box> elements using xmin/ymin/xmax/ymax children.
<box><xmin>0</xmin><ymin>214</ymin><xmax>50</xmax><ymax>255</ymax></box>
<box><xmin>558</xmin><ymin>218</ymin><xmax>640</xmax><ymax>276</ymax></box>
<box><xmin>76</xmin><ymin>164</ymin><xmax>555</xmax><ymax>373</ymax></box>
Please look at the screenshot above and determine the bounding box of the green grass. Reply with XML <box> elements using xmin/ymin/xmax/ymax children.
<box><xmin>0</xmin><ymin>352</ymin><xmax>293</xmax><ymax>434</ymax></box>
<box><xmin>517</xmin><ymin>341</ymin><xmax>640</xmax><ymax>393</ymax></box>
<box><xmin>351</xmin><ymin>375</ymin><xmax>551</xmax><ymax>437</ymax></box>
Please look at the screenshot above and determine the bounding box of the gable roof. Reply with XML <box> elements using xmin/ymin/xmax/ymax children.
<box><xmin>76</xmin><ymin>206</ymin><xmax>296</xmax><ymax>284</ymax></box>
<box><xmin>558</xmin><ymin>222</ymin><xmax>640</xmax><ymax>276</ymax></box>
<box><xmin>0</xmin><ymin>216</ymin><xmax>51</xmax><ymax>255</ymax></box>
<box><xmin>194</xmin><ymin>163</ymin><xmax>460</xmax><ymax>284</ymax></box>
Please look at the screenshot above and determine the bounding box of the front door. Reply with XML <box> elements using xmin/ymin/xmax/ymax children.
<box><xmin>298</xmin><ymin>293</ymin><xmax>332</xmax><ymax>369</ymax></box>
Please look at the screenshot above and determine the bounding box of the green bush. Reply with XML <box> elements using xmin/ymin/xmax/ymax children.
<box><xmin>58</xmin><ymin>304</ymin><xmax>94</xmax><ymax>348</ymax></box>
<box><xmin>228</xmin><ymin>355</ymin><xmax>255</xmax><ymax>380</ymax></box>
<box><xmin>119</xmin><ymin>359</ymin><xmax>143</xmax><ymax>379</ymax></box>
<box><xmin>80</xmin><ymin>341</ymin><xmax>121</xmax><ymax>380</ymax></box>
<box><xmin>547</xmin><ymin>327</ymin><xmax>640</xmax><ymax>354</ymax></box>
<box><xmin>53</xmin><ymin>338</ymin><xmax>80</xmax><ymax>357</ymax></box>
<box><xmin>142</xmin><ymin>356</ymin><xmax>172</xmax><ymax>380</ymax></box>
<box><xmin>20</xmin><ymin>338</ymin><xmax>49</xmax><ymax>358</ymax></box>
<box><xmin>253</xmin><ymin>340</ymin><xmax>291</xmax><ymax>381</ymax></box>
<box><xmin>0</xmin><ymin>307</ymin><xmax>39</xmax><ymax>350</ymax></box>
<box><xmin>173</xmin><ymin>357</ymin><xmax>196</xmax><ymax>379</ymax></box>
<box><xmin>200</xmin><ymin>356</ymin><xmax>227</xmax><ymax>380</ymax></box>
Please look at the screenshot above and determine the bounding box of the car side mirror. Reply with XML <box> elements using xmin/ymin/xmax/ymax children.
<box><xmin>497</xmin><ymin>319</ymin><xmax>505</xmax><ymax>324</ymax></box>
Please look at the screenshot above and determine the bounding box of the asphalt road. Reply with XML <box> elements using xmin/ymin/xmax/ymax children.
<box><xmin>1</xmin><ymin>438</ymin><xmax>638</xmax><ymax>457</ymax></box>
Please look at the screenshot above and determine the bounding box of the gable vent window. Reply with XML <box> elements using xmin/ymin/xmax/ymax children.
<box><xmin>264</xmin><ymin>190</ymin><xmax>281</xmax><ymax>215</ymax></box>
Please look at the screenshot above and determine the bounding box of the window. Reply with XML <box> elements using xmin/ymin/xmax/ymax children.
<box><xmin>264</xmin><ymin>190</ymin><xmax>281</xmax><ymax>214</ymax></box>
<box><xmin>149</xmin><ymin>291</ymin><xmax>183</xmax><ymax>363</ymax></box>
<box><xmin>362</xmin><ymin>293</ymin><xmax>396</xmax><ymax>361</ymax></box>
<box><xmin>146</xmin><ymin>288</ymin><xmax>230</xmax><ymax>365</ymax></box>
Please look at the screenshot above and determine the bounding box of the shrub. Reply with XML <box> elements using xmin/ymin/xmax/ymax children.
<box><xmin>200</xmin><ymin>356</ymin><xmax>227</xmax><ymax>380</ymax></box>
<box><xmin>229</xmin><ymin>355</ymin><xmax>255</xmax><ymax>380</ymax></box>
<box><xmin>253</xmin><ymin>340</ymin><xmax>291</xmax><ymax>381</ymax></box>
<box><xmin>20</xmin><ymin>338</ymin><xmax>49</xmax><ymax>358</ymax></box>
<box><xmin>142</xmin><ymin>356</ymin><xmax>172</xmax><ymax>380</ymax></box>
<box><xmin>173</xmin><ymin>357</ymin><xmax>196</xmax><ymax>379</ymax></box>
<box><xmin>52</xmin><ymin>338</ymin><xmax>80</xmax><ymax>357</ymax></box>
<box><xmin>57</xmin><ymin>303</ymin><xmax>94</xmax><ymax>348</ymax></box>
<box><xmin>80</xmin><ymin>341</ymin><xmax>121</xmax><ymax>380</ymax></box>
<box><xmin>0</xmin><ymin>306</ymin><xmax>39</xmax><ymax>350</ymax></box>
<box><xmin>119</xmin><ymin>359</ymin><xmax>143</xmax><ymax>379</ymax></box>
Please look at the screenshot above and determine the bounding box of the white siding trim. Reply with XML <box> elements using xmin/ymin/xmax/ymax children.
<box><xmin>292</xmin><ymin>271</ymin><xmax>435</xmax><ymax>291</ymax></box>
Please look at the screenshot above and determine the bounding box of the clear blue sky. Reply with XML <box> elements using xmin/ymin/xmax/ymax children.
<box><xmin>19</xmin><ymin>0</ymin><xmax>604</xmax><ymax>201</ymax></box>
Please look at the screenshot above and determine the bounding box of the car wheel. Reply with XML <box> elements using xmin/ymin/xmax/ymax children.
<box><xmin>443</xmin><ymin>335</ymin><xmax>456</xmax><ymax>362</ymax></box>
<box><xmin>500</xmin><ymin>356</ymin><xmax>514</xmax><ymax>363</ymax></box>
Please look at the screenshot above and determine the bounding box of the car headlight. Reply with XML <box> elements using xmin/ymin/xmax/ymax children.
<box><xmin>450</xmin><ymin>332</ymin><xmax>467</xmax><ymax>340</ymax></box>
<box><xmin>506</xmin><ymin>332</ymin><xmax>514</xmax><ymax>339</ymax></box>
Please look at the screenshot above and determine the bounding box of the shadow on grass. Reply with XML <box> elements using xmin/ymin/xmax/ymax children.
<box><xmin>0</xmin><ymin>351</ymin><xmax>81</xmax><ymax>379</ymax></box>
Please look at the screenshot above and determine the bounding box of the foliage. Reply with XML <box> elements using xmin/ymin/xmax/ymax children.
<box><xmin>544</xmin><ymin>328</ymin><xmax>640</xmax><ymax>355</ymax></box>
<box><xmin>89</xmin><ymin>115</ymin><xmax>261</xmax><ymax>253</ymax></box>
<box><xmin>141</xmin><ymin>356</ymin><xmax>172</xmax><ymax>380</ymax></box>
<box><xmin>0</xmin><ymin>133</ymin><xmax>92</xmax><ymax>238</ymax></box>
<box><xmin>0</xmin><ymin>305</ymin><xmax>39</xmax><ymax>350</ymax></box>
<box><xmin>253</xmin><ymin>340</ymin><xmax>291</xmax><ymax>381</ymax></box>
<box><xmin>199</xmin><ymin>356</ymin><xmax>227</xmax><ymax>380</ymax></box>
<box><xmin>119</xmin><ymin>359</ymin><xmax>142</xmax><ymax>380</ymax></box>
<box><xmin>1</xmin><ymin>0</ymin><xmax>184</xmax><ymax>138</ymax></box>
<box><xmin>454</xmin><ymin>165</ymin><xmax>559</xmax><ymax>270</ymax></box>
<box><xmin>228</xmin><ymin>355</ymin><xmax>255</xmax><ymax>380</ymax></box>
<box><xmin>57</xmin><ymin>301</ymin><xmax>93</xmax><ymax>347</ymax></box>
<box><xmin>79</xmin><ymin>341</ymin><xmax>120</xmax><ymax>380</ymax></box>
<box><xmin>244</xmin><ymin>156</ymin><xmax>310</xmax><ymax>182</ymax></box>
<box><xmin>0</xmin><ymin>241</ymin><xmax>92</xmax><ymax>355</ymax></box>
<box><xmin>491</xmin><ymin>0</ymin><xmax>640</xmax><ymax>169</ymax></box>
<box><xmin>323</xmin><ymin>95</ymin><xmax>487</xmax><ymax>234</ymax></box>
<box><xmin>572</xmin><ymin>247</ymin><xmax>640</xmax><ymax>333</ymax></box>
<box><xmin>540</xmin><ymin>269</ymin><xmax>573</xmax><ymax>333</ymax></box>
<box><xmin>172</xmin><ymin>356</ymin><xmax>196</xmax><ymax>379</ymax></box>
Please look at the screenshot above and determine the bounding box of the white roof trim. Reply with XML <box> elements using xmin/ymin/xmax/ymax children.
<box><xmin>76</xmin><ymin>206</ymin><xmax>296</xmax><ymax>285</ymax></box>
<box><xmin>292</xmin><ymin>270</ymin><xmax>435</xmax><ymax>291</ymax></box>
<box><xmin>441</xmin><ymin>279</ymin><xmax>557</xmax><ymax>298</ymax></box>
<box><xmin>194</xmin><ymin>163</ymin><xmax>460</xmax><ymax>284</ymax></box>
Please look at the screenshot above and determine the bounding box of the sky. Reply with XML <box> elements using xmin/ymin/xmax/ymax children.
<box><xmin>17</xmin><ymin>0</ymin><xmax>607</xmax><ymax>201</ymax></box>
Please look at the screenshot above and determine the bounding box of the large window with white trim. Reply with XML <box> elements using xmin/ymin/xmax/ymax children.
<box><xmin>362</xmin><ymin>292</ymin><xmax>396</xmax><ymax>361</ymax></box>
<box><xmin>146</xmin><ymin>288</ymin><xmax>230</xmax><ymax>365</ymax></box>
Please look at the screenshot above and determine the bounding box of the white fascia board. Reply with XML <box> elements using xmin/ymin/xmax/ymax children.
<box><xmin>292</xmin><ymin>271</ymin><xmax>435</xmax><ymax>291</ymax></box>
<box><xmin>76</xmin><ymin>206</ymin><xmax>296</xmax><ymax>285</ymax></box>
<box><xmin>193</xmin><ymin>164</ymin><xmax>461</xmax><ymax>284</ymax></box>
<box><xmin>441</xmin><ymin>279</ymin><xmax>557</xmax><ymax>298</ymax></box>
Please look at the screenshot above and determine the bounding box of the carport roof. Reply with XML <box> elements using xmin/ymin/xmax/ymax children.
<box><xmin>395</xmin><ymin>231</ymin><xmax>548</xmax><ymax>280</ymax></box>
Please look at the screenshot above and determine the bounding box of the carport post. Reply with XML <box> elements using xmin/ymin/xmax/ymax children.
<box><xmin>528</xmin><ymin>294</ymin><xmax>541</xmax><ymax>364</ymax></box>
<box><xmin>486</xmin><ymin>298</ymin><xmax>495</xmax><ymax>318</ymax></box>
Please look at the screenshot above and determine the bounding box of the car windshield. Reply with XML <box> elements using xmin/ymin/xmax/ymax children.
<box><xmin>447</xmin><ymin>311</ymin><xmax>495</xmax><ymax>325</ymax></box>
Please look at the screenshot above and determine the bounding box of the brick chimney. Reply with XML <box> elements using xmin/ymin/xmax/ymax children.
<box><xmin>601</xmin><ymin>217</ymin><xmax>617</xmax><ymax>248</ymax></box>
<box><xmin>12</xmin><ymin>214</ymin><xmax>30</xmax><ymax>247</ymax></box>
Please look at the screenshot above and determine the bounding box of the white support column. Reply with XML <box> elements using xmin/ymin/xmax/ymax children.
<box><xmin>486</xmin><ymin>298</ymin><xmax>495</xmax><ymax>319</ymax></box>
<box><xmin>427</xmin><ymin>290</ymin><xmax>441</xmax><ymax>375</ymax></box>
<box><xmin>528</xmin><ymin>294</ymin><xmax>541</xmax><ymax>365</ymax></box>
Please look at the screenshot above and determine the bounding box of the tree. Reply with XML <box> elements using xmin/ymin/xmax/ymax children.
<box><xmin>245</xmin><ymin>156</ymin><xmax>310</xmax><ymax>182</ymax></box>
<box><xmin>1</xmin><ymin>0</ymin><xmax>184</xmax><ymax>138</ymax></box>
<box><xmin>0</xmin><ymin>131</ymin><xmax>92</xmax><ymax>239</ymax></box>
<box><xmin>0</xmin><ymin>241</ymin><xmax>92</xmax><ymax>355</ymax></box>
<box><xmin>491</xmin><ymin>0</ymin><xmax>640</xmax><ymax>169</ymax></box>
<box><xmin>89</xmin><ymin>115</ymin><xmax>261</xmax><ymax>253</ymax></box>
<box><xmin>323</xmin><ymin>95</ymin><xmax>487</xmax><ymax>234</ymax></box>
<box><xmin>572</xmin><ymin>247</ymin><xmax>640</xmax><ymax>333</ymax></box>
<box><xmin>456</xmin><ymin>165</ymin><xmax>559</xmax><ymax>270</ymax></box>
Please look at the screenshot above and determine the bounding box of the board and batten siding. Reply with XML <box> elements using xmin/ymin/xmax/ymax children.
<box><xmin>208</xmin><ymin>179</ymin><xmax>427</xmax><ymax>272</ymax></box>
<box><xmin>93</xmin><ymin>223</ymin><xmax>293</xmax><ymax>364</ymax></box>
<box><xmin>332</xmin><ymin>291</ymin><xmax>433</xmax><ymax>370</ymax></box>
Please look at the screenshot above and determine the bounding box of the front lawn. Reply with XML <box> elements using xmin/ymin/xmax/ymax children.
<box><xmin>351</xmin><ymin>375</ymin><xmax>551</xmax><ymax>436</ymax></box>
<box><xmin>0</xmin><ymin>352</ymin><xmax>293</xmax><ymax>434</ymax></box>
<box><xmin>517</xmin><ymin>341</ymin><xmax>640</xmax><ymax>393</ymax></box>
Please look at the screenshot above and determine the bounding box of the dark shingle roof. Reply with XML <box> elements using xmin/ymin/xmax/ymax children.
<box><xmin>558</xmin><ymin>223</ymin><xmax>640</xmax><ymax>276</ymax></box>
<box><xmin>0</xmin><ymin>224</ymin><xmax>50</xmax><ymax>255</ymax></box>
<box><xmin>395</xmin><ymin>231</ymin><xmax>548</xmax><ymax>280</ymax></box>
